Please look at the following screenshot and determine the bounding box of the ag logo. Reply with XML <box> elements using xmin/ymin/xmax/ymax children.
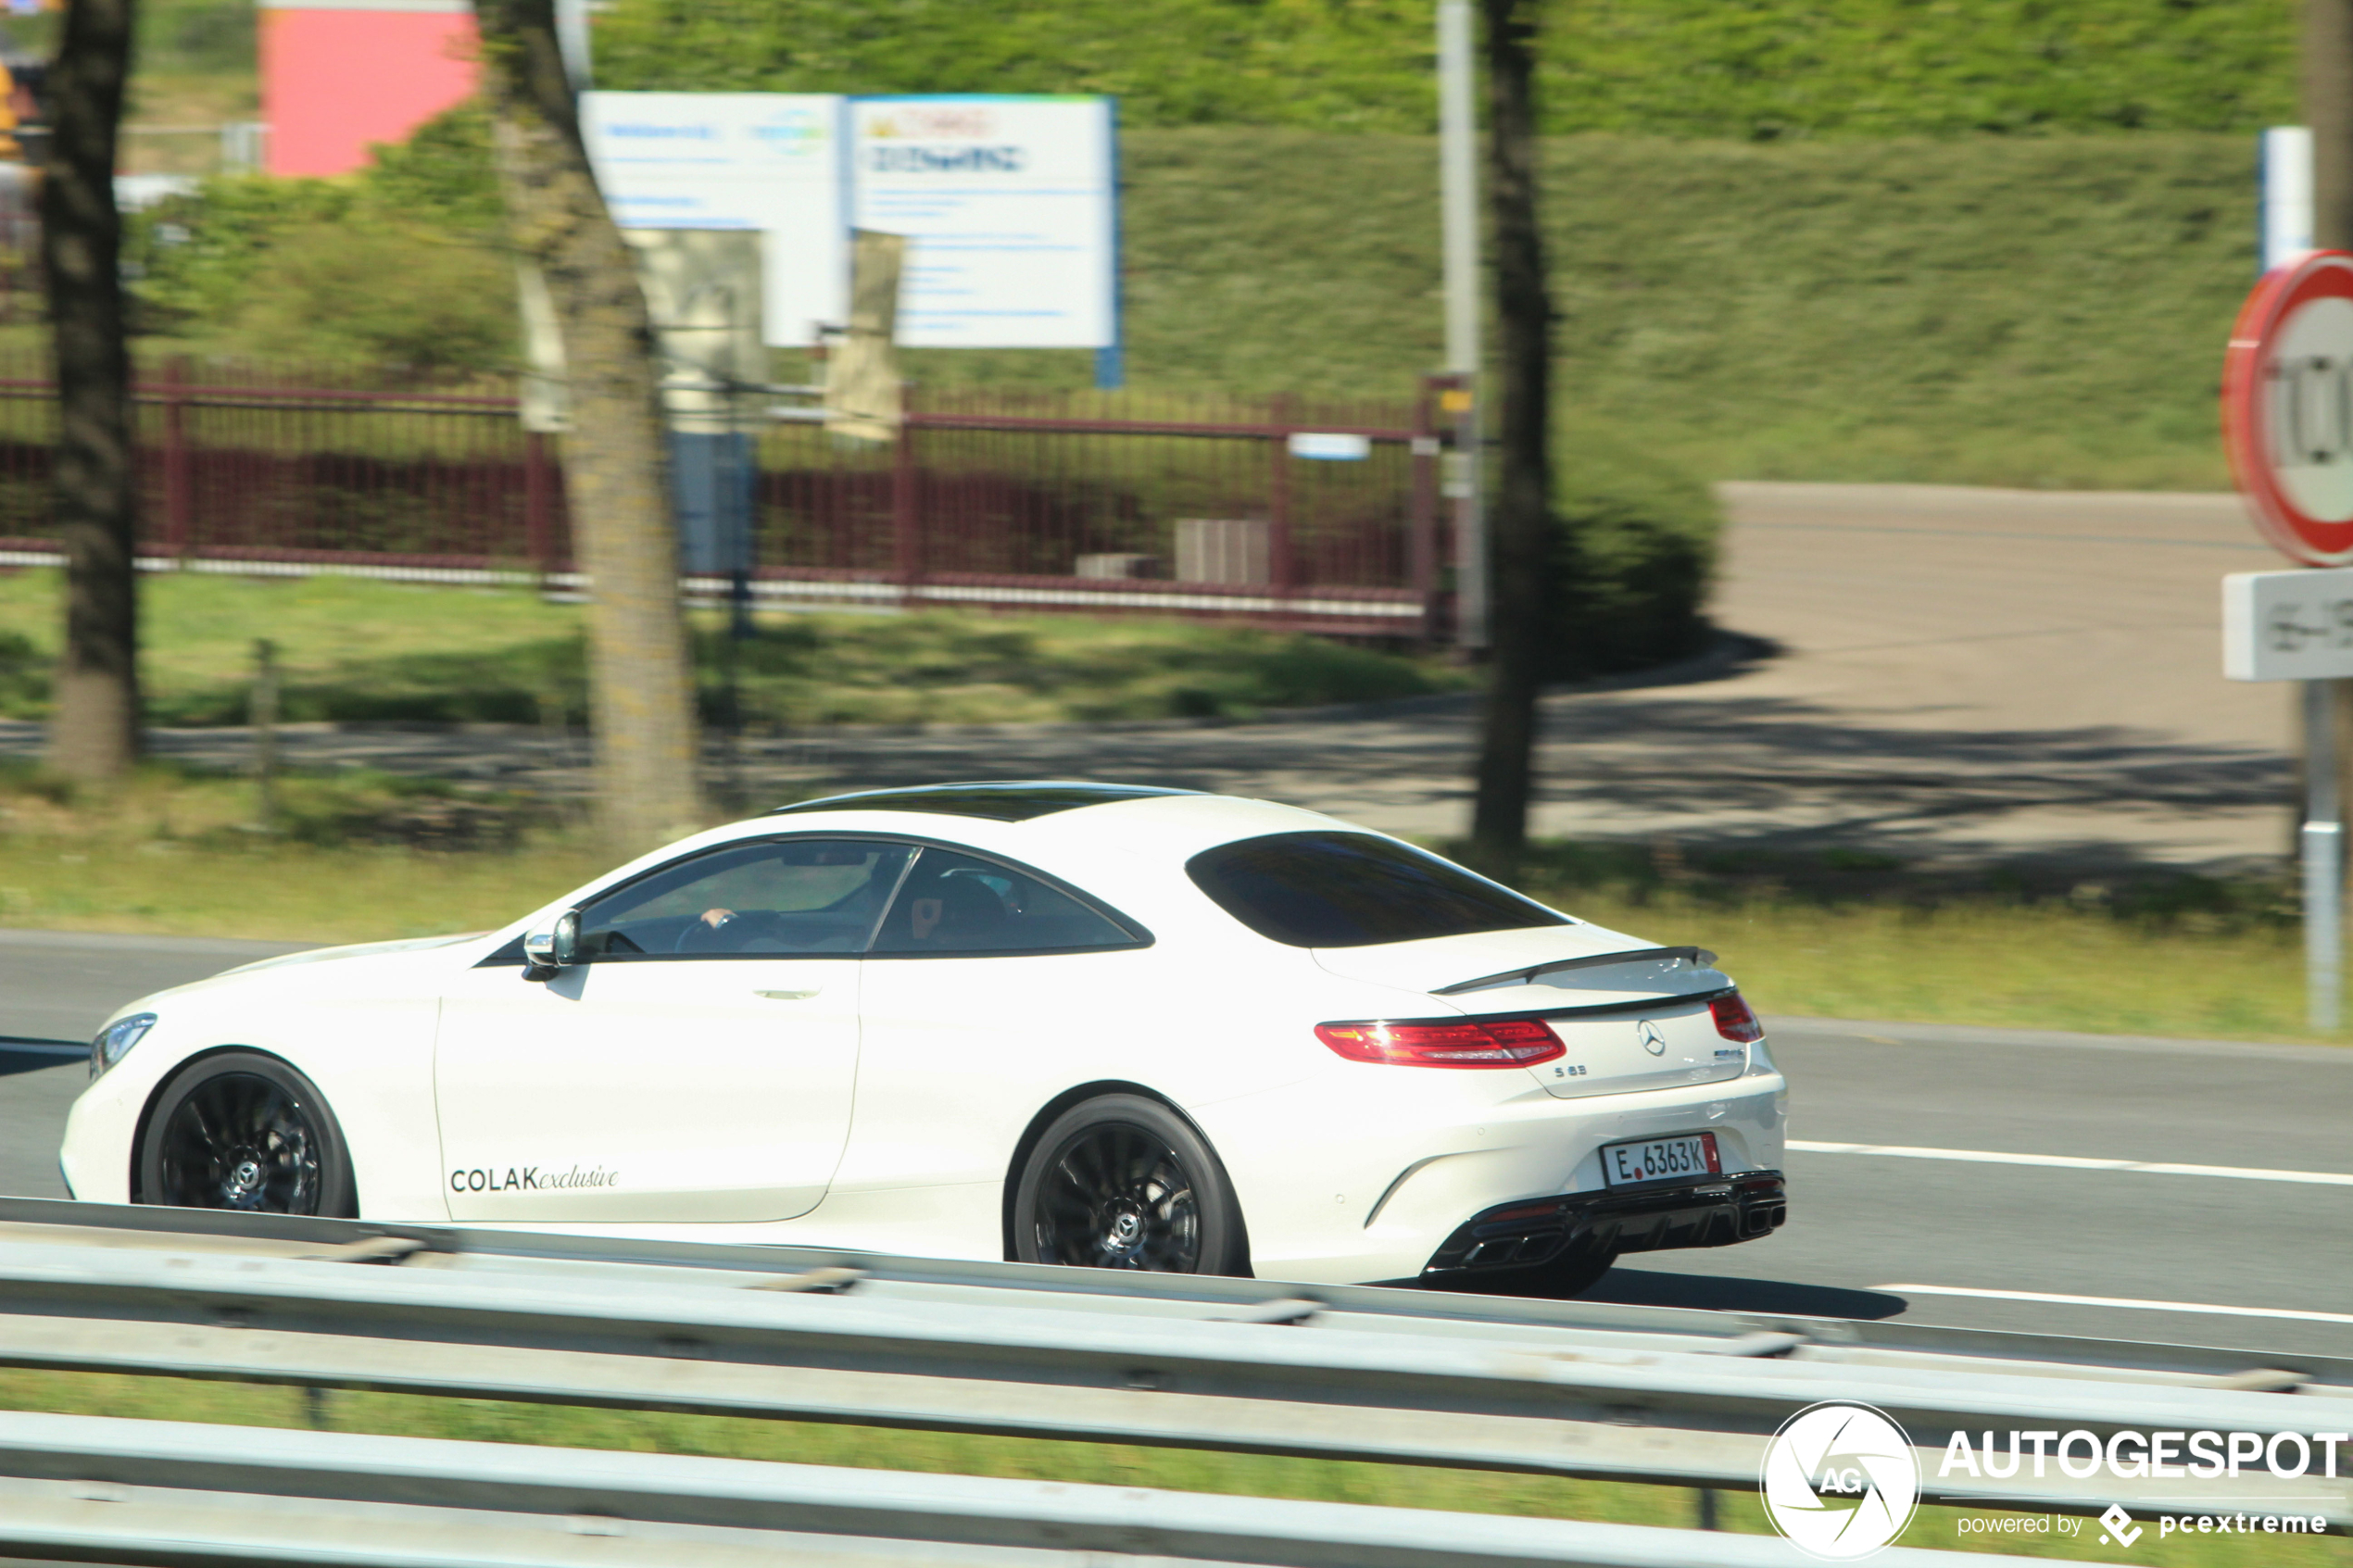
<box><xmin>1759</xmin><ymin>1401</ymin><xmax>1920</xmax><ymax>1560</ymax></box>
<box><xmin>1636</xmin><ymin>1019</ymin><xmax>1667</xmax><ymax>1056</ymax></box>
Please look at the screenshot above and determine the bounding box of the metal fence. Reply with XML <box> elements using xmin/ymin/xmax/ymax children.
<box><xmin>0</xmin><ymin>357</ymin><xmax>1446</xmax><ymax>637</ymax></box>
<box><xmin>0</xmin><ymin>1197</ymin><xmax>2340</xmax><ymax>1566</ymax></box>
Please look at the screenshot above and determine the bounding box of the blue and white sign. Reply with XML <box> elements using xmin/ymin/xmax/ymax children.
<box><xmin>849</xmin><ymin>95</ymin><xmax>1118</xmax><ymax>352</ymax></box>
<box><xmin>1288</xmin><ymin>433</ymin><xmax>1372</xmax><ymax>461</ymax></box>
<box><xmin>584</xmin><ymin>92</ymin><xmax>1121</xmax><ymax>362</ymax></box>
<box><xmin>582</xmin><ymin>92</ymin><xmax>848</xmax><ymax>346</ymax></box>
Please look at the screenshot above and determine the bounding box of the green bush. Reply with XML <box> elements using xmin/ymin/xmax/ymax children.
<box><xmin>0</xmin><ymin>627</ymin><xmax>44</xmax><ymax>718</ymax></box>
<box><xmin>227</xmin><ymin>223</ymin><xmax>514</xmax><ymax>371</ymax></box>
<box><xmin>139</xmin><ymin>0</ymin><xmax>255</xmax><ymax>75</ymax></box>
<box><xmin>595</xmin><ymin>0</ymin><xmax>2294</xmax><ymax>139</ymax></box>
<box><xmin>1542</xmin><ymin>425</ymin><xmax>1720</xmax><ymax>679</ymax></box>
<box><xmin>126</xmin><ymin>106</ymin><xmax>513</xmax><ymax>371</ymax></box>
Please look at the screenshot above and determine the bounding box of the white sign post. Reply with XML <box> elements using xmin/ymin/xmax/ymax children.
<box><xmin>2224</xmin><ymin>568</ymin><xmax>2353</xmax><ymax>1031</ymax></box>
<box><xmin>2261</xmin><ymin>126</ymin><xmax>2314</xmax><ymax>274</ymax></box>
<box><xmin>2221</xmin><ymin>251</ymin><xmax>2353</xmax><ymax>1030</ymax></box>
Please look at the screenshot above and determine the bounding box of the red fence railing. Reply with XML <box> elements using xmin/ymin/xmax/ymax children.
<box><xmin>0</xmin><ymin>358</ymin><xmax>1451</xmax><ymax>638</ymax></box>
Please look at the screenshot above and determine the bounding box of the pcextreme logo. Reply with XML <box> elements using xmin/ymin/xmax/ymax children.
<box><xmin>1759</xmin><ymin>1401</ymin><xmax>1922</xmax><ymax>1561</ymax></box>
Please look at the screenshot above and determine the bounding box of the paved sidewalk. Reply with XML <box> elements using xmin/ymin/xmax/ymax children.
<box><xmin>0</xmin><ymin>482</ymin><xmax>2297</xmax><ymax>871</ymax></box>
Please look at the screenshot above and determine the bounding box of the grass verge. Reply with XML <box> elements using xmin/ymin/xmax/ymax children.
<box><xmin>723</xmin><ymin>129</ymin><xmax>2265</xmax><ymax>491</ymax></box>
<box><xmin>0</xmin><ymin>763</ymin><xmax>2340</xmax><ymax>1046</ymax></box>
<box><xmin>0</xmin><ymin>570</ymin><xmax>1469</xmax><ymax>729</ymax></box>
<box><xmin>1506</xmin><ymin>841</ymin><xmax>2326</xmax><ymax>1046</ymax></box>
<box><xmin>0</xmin><ymin>1369</ymin><xmax>2335</xmax><ymax>1565</ymax></box>
<box><xmin>0</xmin><ymin>760</ymin><xmax>603</xmax><ymax>941</ymax></box>
<box><xmin>123</xmin><ymin>125</ymin><xmax>2259</xmax><ymax>488</ymax></box>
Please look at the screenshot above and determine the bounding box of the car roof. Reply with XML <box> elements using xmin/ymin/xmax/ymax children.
<box><xmin>769</xmin><ymin>780</ymin><xmax>1202</xmax><ymax>823</ymax></box>
<box><xmin>749</xmin><ymin>785</ymin><xmax>1352</xmax><ymax>864</ymax></box>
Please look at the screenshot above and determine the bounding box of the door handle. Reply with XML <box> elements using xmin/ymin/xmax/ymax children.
<box><xmin>755</xmin><ymin>987</ymin><xmax>823</xmax><ymax>1000</ymax></box>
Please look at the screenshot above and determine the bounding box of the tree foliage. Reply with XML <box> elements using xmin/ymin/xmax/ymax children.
<box><xmin>1543</xmin><ymin>426</ymin><xmax>1721</xmax><ymax>679</ymax></box>
<box><xmin>592</xmin><ymin>0</ymin><xmax>2296</xmax><ymax>140</ymax></box>
<box><xmin>125</xmin><ymin>105</ymin><xmax>512</xmax><ymax>370</ymax></box>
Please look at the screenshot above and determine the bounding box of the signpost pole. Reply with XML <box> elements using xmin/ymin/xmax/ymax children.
<box><xmin>2219</xmin><ymin>251</ymin><xmax>2353</xmax><ymax>1034</ymax></box>
<box><xmin>2305</xmin><ymin>680</ymin><xmax>2344</xmax><ymax>1029</ymax></box>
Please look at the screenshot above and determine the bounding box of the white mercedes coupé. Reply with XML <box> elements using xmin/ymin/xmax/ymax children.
<box><xmin>62</xmin><ymin>783</ymin><xmax>1788</xmax><ymax>1292</ymax></box>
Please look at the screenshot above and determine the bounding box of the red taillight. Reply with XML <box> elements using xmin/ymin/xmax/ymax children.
<box><xmin>1710</xmin><ymin>992</ymin><xmax>1764</xmax><ymax>1043</ymax></box>
<box><xmin>1315</xmin><ymin>1016</ymin><xmax>1564</xmax><ymax>1069</ymax></box>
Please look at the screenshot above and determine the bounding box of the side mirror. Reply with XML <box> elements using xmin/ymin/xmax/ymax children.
<box><xmin>522</xmin><ymin>909</ymin><xmax>583</xmax><ymax>982</ymax></box>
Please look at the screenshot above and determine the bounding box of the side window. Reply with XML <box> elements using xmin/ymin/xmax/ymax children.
<box><xmin>577</xmin><ymin>839</ymin><xmax>913</xmax><ymax>960</ymax></box>
<box><xmin>870</xmin><ymin>848</ymin><xmax>1141</xmax><ymax>957</ymax></box>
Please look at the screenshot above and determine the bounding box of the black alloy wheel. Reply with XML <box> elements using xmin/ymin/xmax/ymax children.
<box><xmin>1014</xmin><ymin>1094</ymin><xmax>1245</xmax><ymax>1274</ymax></box>
<box><xmin>138</xmin><ymin>1051</ymin><xmax>357</xmax><ymax>1216</ymax></box>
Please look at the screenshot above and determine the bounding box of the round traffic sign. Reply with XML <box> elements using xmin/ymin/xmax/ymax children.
<box><xmin>2223</xmin><ymin>250</ymin><xmax>2353</xmax><ymax>564</ymax></box>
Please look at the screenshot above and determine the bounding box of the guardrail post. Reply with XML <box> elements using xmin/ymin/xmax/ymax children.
<box><xmin>160</xmin><ymin>355</ymin><xmax>192</xmax><ymax>560</ymax></box>
<box><xmin>893</xmin><ymin>382</ymin><xmax>921</xmax><ymax>607</ymax></box>
<box><xmin>1267</xmin><ymin>392</ymin><xmax>1294</xmax><ymax>604</ymax></box>
<box><xmin>1410</xmin><ymin>377</ymin><xmax>1441</xmax><ymax>646</ymax></box>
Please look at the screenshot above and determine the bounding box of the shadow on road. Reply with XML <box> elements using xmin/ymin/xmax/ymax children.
<box><xmin>1582</xmin><ymin>1267</ymin><xmax>1910</xmax><ymax>1320</ymax></box>
<box><xmin>0</xmin><ymin>1045</ymin><xmax>82</xmax><ymax>1079</ymax></box>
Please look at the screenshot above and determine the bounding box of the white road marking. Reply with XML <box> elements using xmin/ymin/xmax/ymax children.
<box><xmin>1874</xmin><ymin>1285</ymin><xmax>2353</xmax><ymax>1327</ymax></box>
<box><xmin>1787</xmin><ymin>1138</ymin><xmax>2353</xmax><ymax>1186</ymax></box>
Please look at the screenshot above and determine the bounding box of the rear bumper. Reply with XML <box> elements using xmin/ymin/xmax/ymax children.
<box><xmin>1421</xmin><ymin>1171</ymin><xmax>1787</xmax><ymax>1278</ymax></box>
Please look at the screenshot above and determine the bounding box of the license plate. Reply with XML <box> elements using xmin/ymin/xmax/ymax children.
<box><xmin>1600</xmin><ymin>1132</ymin><xmax>1720</xmax><ymax>1187</ymax></box>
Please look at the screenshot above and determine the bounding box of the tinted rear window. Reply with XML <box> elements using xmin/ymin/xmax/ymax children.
<box><xmin>1186</xmin><ymin>832</ymin><xmax>1569</xmax><ymax>948</ymax></box>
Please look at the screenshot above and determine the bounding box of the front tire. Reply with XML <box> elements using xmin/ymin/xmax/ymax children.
<box><xmin>137</xmin><ymin>1051</ymin><xmax>357</xmax><ymax>1216</ymax></box>
<box><xmin>1013</xmin><ymin>1094</ymin><xmax>1246</xmax><ymax>1274</ymax></box>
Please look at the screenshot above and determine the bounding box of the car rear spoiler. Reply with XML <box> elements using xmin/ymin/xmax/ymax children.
<box><xmin>1432</xmin><ymin>945</ymin><xmax>1720</xmax><ymax>997</ymax></box>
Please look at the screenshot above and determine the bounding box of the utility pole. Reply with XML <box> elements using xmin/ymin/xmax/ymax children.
<box><xmin>1438</xmin><ymin>0</ymin><xmax>1487</xmax><ymax>653</ymax></box>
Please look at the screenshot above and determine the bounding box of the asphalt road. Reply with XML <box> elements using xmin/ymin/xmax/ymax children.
<box><xmin>4</xmin><ymin>930</ymin><xmax>2345</xmax><ymax>1361</ymax></box>
<box><xmin>1591</xmin><ymin>1017</ymin><xmax>2353</xmax><ymax>1361</ymax></box>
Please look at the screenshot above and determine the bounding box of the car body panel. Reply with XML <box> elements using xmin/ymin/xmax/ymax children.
<box><xmin>434</xmin><ymin>954</ymin><xmax>862</xmax><ymax>1223</ymax></box>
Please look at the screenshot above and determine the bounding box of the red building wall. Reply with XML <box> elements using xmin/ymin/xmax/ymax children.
<box><xmin>258</xmin><ymin>0</ymin><xmax>480</xmax><ymax>178</ymax></box>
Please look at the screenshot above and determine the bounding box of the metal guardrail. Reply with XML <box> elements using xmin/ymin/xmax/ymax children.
<box><xmin>0</xmin><ymin>1198</ymin><xmax>2341</xmax><ymax>1564</ymax></box>
<box><xmin>0</xmin><ymin>1411</ymin><xmax>2039</xmax><ymax>1568</ymax></box>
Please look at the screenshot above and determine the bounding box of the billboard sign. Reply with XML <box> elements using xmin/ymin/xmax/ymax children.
<box><xmin>581</xmin><ymin>92</ymin><xmax>848</xmax><ymax>347</ymax></box>
<box><xmin>849</xmin><ymin>95</ymin><xmax>1118</xmax><ymax>350</ymax></box>
<box><xmin>582</xmin><ymin>92</ymin><xmax>1119</xmax><ymax>360</ymax></box>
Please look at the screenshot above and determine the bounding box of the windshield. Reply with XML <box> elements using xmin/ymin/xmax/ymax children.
<box><xmin>1184</xmin><ymin>831</ymin><xmax>1569</xmax><ymax>948</ymax></box>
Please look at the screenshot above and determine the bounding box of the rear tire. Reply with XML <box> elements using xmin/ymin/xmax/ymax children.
<box><xmin>1013</xmin><ymin>1094</ymin><xmax>1247</xmax><ymax>1274</ymax></box>
<box><xmin>137</xmin><ymin>1051</ymin><xmax>358</xmax><ymax>1217</ymax></box>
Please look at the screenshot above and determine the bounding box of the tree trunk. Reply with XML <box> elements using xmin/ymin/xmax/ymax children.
<box><xmin>2309</xmin><ymin>0</ymin><xmax>2353</xmax><ymax>252</ymax></box>
<box><xmin>41</xmin><ymin>0</ymin><xmax>139</xmax><ymax>783</ymax></box>
<box><xmin>1467</xmin><ymin>0</ymin><xmax>1554</xmax><ymax>877</ymax></box>
<box><xmin>477</xmin><ymin>0</ymin><xmax>701</xmax><ymax>851</ymax></box>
